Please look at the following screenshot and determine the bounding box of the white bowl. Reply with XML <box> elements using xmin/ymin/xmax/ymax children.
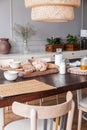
<box><xmin>4</xmin><ymin>71</ymin><xmax>18</xmax><ymax>81</ymax></box>
<box><xmin>9</xmin><ymin>61</ymin><xmax>21</xmax><ymax>69</ymax></box>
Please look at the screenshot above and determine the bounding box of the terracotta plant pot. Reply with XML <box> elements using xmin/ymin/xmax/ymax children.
<box><xmin>45</xmin><ymin>44</ymin><xmax>63</xmax><ymax>52</ymax></box>
<box><xmin>64</xmin><ymin>43</ymin><xmax>80</xmax><ymax>51</ymax></box>
<box><xmin>0</xmin><ymin>38</ymin><xmax>11</xmax><ymax>54</ymax></box>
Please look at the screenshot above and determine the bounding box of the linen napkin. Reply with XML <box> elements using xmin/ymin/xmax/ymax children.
<box><xmin>70</xmin><ymin>61</ymin><xmax>81</xmax><ymax>67</ymax></box>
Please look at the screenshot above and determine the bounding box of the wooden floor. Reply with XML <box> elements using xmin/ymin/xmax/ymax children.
<box><xmin>4</xmin><ymin>89</ymin><xmax>87</xmax><ymax>130</ymax></box>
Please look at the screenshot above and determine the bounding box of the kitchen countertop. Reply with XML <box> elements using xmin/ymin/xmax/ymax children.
<box><xmin>0</xmin><ymin>50</ymin><xmax>87</xmax><ymax>62</ymax></box>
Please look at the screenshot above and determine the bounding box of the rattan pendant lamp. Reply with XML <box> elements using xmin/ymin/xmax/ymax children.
<box><xmin>25</xmin><ymin>0</ymin><xmax>80</xmax><ymax>8</ymax></box>
<box><xmin>32</xmin><ymin>6</ymin><xmax>74</xmax><ymax>22</ymax></box>
<box><xmin>24</xmin><ymin>0</ymin><xmax>81</xmax><ymax>22</ymax></box>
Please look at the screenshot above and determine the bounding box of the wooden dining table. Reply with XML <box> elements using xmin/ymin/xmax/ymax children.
<box><xmin>0</xmin><ymin>69</ymin><xmax>87</xmax><ymax>107</ymax></box>
<box><xmin>0</xmin><ymin>68</ymin><xmax>87</xmax><ymax>130</ymax></box>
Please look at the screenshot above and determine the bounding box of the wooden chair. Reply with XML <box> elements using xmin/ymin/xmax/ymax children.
<box><xmin>77</xmin><ymin>89</ymin><xmax>87</xmax><ymax>130</ymax></box>
<box><xmin>4</xmin><ymin>91</ymin><xmax>75</xmax><ymax>130</ymax></box>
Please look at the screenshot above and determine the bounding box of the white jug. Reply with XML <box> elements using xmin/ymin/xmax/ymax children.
<box><xmin>55</xmin><ymin>49</ymin><xmax>63</xmax><ymax>67</ymax></box>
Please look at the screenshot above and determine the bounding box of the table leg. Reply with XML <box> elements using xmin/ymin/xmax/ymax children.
<box><xmin>0</xmin><ymin>108</ymin><xmax>4</xmax><ymax>130</ymax></box>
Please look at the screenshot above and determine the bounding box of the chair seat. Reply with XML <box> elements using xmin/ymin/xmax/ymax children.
<box><xmin>79</xmin><ymin>97</ymin><xmax>87</xmax><ymax>108</ymax></box>
<box><xmin>4</xmin><ymin>118</ymin><xmax>56</xmax><ymax>130</ymax></box>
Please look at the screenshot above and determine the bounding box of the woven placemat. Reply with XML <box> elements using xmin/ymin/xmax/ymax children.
<box><xmin>0</xmin><ymin>79</ymin><xmax>55</xmax><ymax>98</ymax></box>
<box><xmin>68</xmin><ymin>67</ymin><xmax>87</xmax><ymax>75</ymax></box>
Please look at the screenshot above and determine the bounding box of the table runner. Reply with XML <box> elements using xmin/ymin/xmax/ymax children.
<box><xmin>0</xmin><ymin>79</ymin><xmax>55</xmax><ymax>98</ymax></box>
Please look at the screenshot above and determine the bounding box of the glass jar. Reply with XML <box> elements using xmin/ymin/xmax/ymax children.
<box><xmin>59</xmin><ymin>59</ymin><xmax>66</xmax><ymax>74</ymax></box>
<box><xmin>23</xmin><ymin>40</ymin><xmax>28</xmax><ymax>54</ymax></box>
<box><xmin>80</xmin><ymin>56</ymin><xmax>87</xmax><ymax>70</ymax></box>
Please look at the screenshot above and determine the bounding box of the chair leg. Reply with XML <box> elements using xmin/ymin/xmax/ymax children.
<box><xmin>39</xmin><ymin>98</ymin><xmax>43</xmax><ymax>106</ymax></box>
<box><xmin>55</xmin><ymin>95</ymin><xmax>59</xmax><ymax>130</ymax></box>
<box><xmin>56</xmin><ymin>95</ymin><xmax>59</xmax><ymax>104</ymax></box>
<box><xmin>78</xmin><ymin>109</ymin><xmax>82</xmax><ymax>130</ymax></box>
<box><xmin>55</xmin><ymin>117</ymin><xmax>59</xmax><ymax>130</ymax></box>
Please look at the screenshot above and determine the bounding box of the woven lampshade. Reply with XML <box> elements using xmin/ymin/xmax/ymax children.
<box><xmin>25</xmin><ymin>0</ymin><xmax>80</xmax><ymax>8</ymax></box>
<box><xmin>31</xmin><ymin>6</ymin><xmax>74</xmax><ymax>22</ymax></box>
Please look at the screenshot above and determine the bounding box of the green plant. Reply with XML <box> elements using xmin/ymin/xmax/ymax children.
<box><xmin>66</xmin><ymin>34</ymin><xmax>78</xmax><ymax>44</ymax></box>
<box><xmin>46</xmin><ymin>37</ymin><xmax>61</xmax><ymax>45</ymax></box>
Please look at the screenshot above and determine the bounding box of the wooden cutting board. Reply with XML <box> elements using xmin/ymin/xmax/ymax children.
<box><xmin>19</xmin><ymin>68</ymin><xmax>58</xmax><ymax>78</ymax></box>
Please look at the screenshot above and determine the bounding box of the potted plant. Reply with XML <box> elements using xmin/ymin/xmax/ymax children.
<box><xmin>45</xmin><ymin>36</ymin><xmax>63</xmax><ymax>52</ymax></box>
<box><xmin>64</xmin><ymin>34</ymin><xmax>80</xmax><ymax>51</ymax></box>
<box><xmin>13</xmin><ymin>23</ymin><xmax>36</xmax><ymax>54</ymax></box>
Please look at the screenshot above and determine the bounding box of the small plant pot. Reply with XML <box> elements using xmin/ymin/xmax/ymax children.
<box><xmin>45</xmin><ymin>44</ymin><xmax>63</xmax><ymax>52</ymax></box>
<box><xmin>64</xmin><ymin>43</ymin><xmax>80</xmax><ymax>51</ymax></box>
<box><xmin>0</xmin><ymin>38</ymin><xmax>11</xmax><ymax>54</ymax></box>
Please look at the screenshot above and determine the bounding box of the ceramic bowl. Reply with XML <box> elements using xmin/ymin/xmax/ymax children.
<box><xmin>4</xmin><ymin>71</ymin><xmax>18</xmax><ymax>81</ymax></box>
<box><xmin>9</xmin><ymin>61</ymin><xmax>21</xmax><ymax>69</ymax></box>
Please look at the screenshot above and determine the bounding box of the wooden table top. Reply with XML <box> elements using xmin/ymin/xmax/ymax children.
<box><xmin>0</xmin><ymin>69</ymin><xmax>87</xmax><ymax>107</ymax></box>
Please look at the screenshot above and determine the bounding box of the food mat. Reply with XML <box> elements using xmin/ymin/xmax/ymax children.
<box><xmin>68</xmin><ymin>67</ymin><xmax>87</xmax><ymax>75</ymax></box>
<box><xmin>0</xmin><ymin>79</ymin><xmax>55</xmax><ymax>98</ymax></box>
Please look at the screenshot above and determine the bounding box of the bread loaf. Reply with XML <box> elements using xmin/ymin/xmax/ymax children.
<box><xmin>47</xmin><ymin>63</ymin><xmax>58</xmax><ymax>69</ymax></box>
<box><xmin>22</xmin><ymin>63</ymin><xmax>35</xmax><ymax>73</ymax></box>
<box><xmin>22</xmin><ymin>59</ymin><xmax>58</xmax><ymax>72</ymax></box>
<box><xmin>29</xmin><ymin>59</ymin><xmax>48</xmax><ymax>71</ymax></box>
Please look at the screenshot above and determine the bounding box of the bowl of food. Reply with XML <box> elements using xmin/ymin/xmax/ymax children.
<box><xmin>4</xmin><ymin>71</ymin><xmax>18</xmax><ymax>81</ymax></box>
<box><xmin>9</xmin><ymin>61</ymin><xmax>21</xmax><ymax>69</ymax></box>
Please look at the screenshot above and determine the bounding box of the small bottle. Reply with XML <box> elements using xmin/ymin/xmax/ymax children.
<box><xmin>65</xmin><ymin>58</ymin><xmax>70</xmax><ymax>69</ymax></box>
<box><xmin>59</xmin><ymin>59</ymin><xmax>66</xmax><ymax>74</ymax></box>
<box><xmin>55</xmin><ymin>48</ymin><xmax>63</xmax><ymax>67</ymax></box>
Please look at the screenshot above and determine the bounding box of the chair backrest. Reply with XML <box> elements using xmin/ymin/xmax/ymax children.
<box><xmin>12</xmin><ymin>91</ymin><xmax>75</xmax><ymax>130</ymax></box>
<box><xmin>0</xmin><ymin>59</ymin><xmax>14</xmax><ymax>67</ymax></box>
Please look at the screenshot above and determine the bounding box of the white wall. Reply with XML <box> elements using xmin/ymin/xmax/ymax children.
<box><xmin>0</xmin><ymin>0</ymin><xmax>10</xmax><ymax>38</ymax></box>
<box><xmin>0</xmin><ymin>0</ymin><xmax>83</xmax><ymax>53</ymax></box>
<box><xmin>83</xmin><ymin>0</ymin><xmax>87</xmax><ymax>29</ymax></box>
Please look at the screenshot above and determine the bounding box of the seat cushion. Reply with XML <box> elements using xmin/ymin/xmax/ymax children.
<box><xmin>79</xmin><ymin>97</ymin><xmax>87</xmax><ymax>108</ymax></box>
<box><xmin>4</xmin><ymin>118</ymin><xmax>56</xmax><ymax>130</ymax></box>
<box><xmin>5</xmin><ymin>119</ymin><xmax>31</xmax><ymax>130</ymax></box>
